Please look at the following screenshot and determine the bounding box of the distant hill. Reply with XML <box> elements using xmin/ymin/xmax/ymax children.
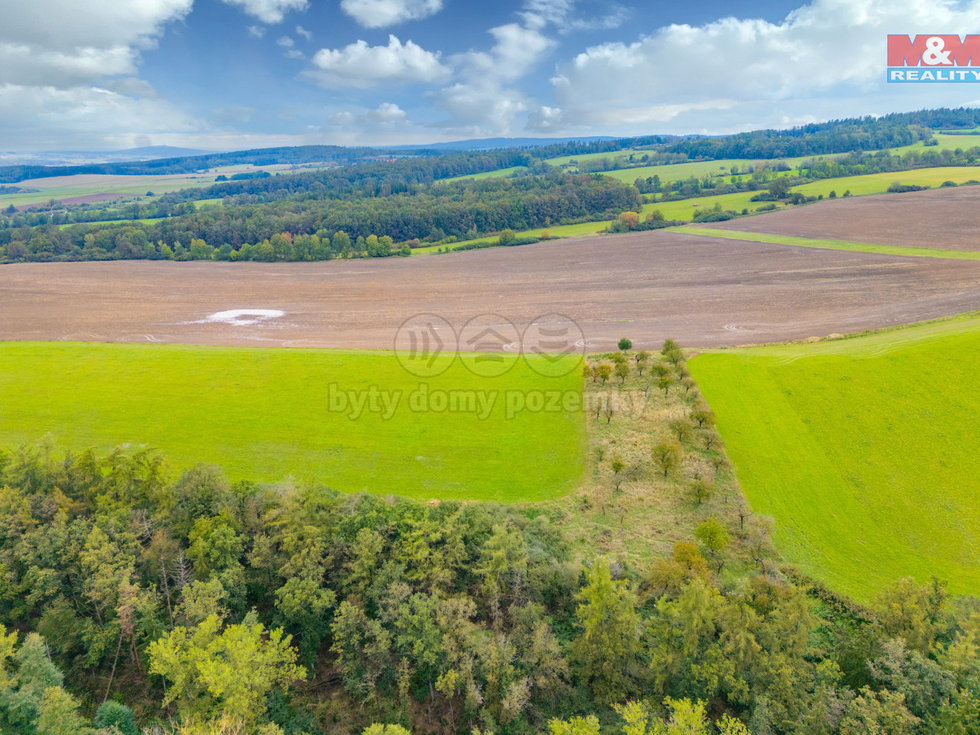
<box><xmin>3</xmin><ymin>108</ymin><xmax>979</xmax><ymax>184</ymax></box>
<box><xmin>0</xmin><ymin>146</ymin><xmax>386</xmax><ymax>184</ymax></box>
<box><xmin>0</xmin><ymin>145</ymin><xmax>212</xmax><ymax>167</ymax></box>
<box><xmin>108</xmin><ymin>145</ymin><xmax>213</xmax><ymax>160</ymax></box>
<box><xmin>391</xmin><ymin>136</ymin><xmax>617</xmax><ymax>151</ymax></box>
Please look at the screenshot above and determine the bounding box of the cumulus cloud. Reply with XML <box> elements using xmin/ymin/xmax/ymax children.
<box><xmin>550</xmin><ymin>0</ymin><xmax>980</xmax><ymax>132</ymax></box>
<box><xmin>340</xmin><ymin>0</ymin><xmax>443</xmax><ymax>29</ymax></box>
<box><xmin>0</xmin><ymin>0</ymin><xmax>199</xmax><ymax>149</ymax></box>
<box><xmin>433</xmin><ymin>23</ymin><xmax>555</xmax><ymax>135</ymax></box>
<box><xmin>296</xmin><ymin>25</ymin><xmax>313</xmax><ymax>40</ymax></box>
<box><xmin>248</xmin><ymin>25</ymin><xmax>266</xmax><ymax>38</ymax></box>
<box><xmin>0</xmin><ymin>0</ymin><xmax>192</xmax><ymax>88</ymax></box>
<box><xmin>308</xmin><ymin>35</ymin><xmax>450</xmax><ymax>88</ymax></box>
<box><xmin>455</xmin><ymin>23</ymin><xmax>556</xmax><ymax>84</ymax></box>
<box><xmin>0</xmin><ymin>83</ymin><xmax>196</xmax><ymax>149</ymax></box>
<box><xmin>221</xmin><ymin>0</ymin><xmax>309</xmax><ymax>24</ymax></box>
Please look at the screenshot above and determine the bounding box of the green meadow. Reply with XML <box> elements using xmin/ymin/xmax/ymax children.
<box><xmin>0</xmin><ymin>342</ymin><xmax>585</xmax><ymax>502</ymax></box>
<box><xmin>674</xmin><ymin>227</ymin><xmax>980</xmax><ymax>260</ymax></box>
<box><xmin>441</xmin><ymin>165</ymin><xmax>530</xmax><ymax>182</ymax></box>
<box><xmin>792</xmin><ymin>166</ymin><xmax>980</xmax><ymax>197</ymax></box>
<box><xmin>689</xmin><ymin>314</ymin><xmax>980</xmax><ymax>600</ymax></box>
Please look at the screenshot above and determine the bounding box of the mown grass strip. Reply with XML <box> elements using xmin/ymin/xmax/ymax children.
<box><xmin>671</xmin><ymin>226</ymin><xmax>980</xmax><ymax>261</ymax></box>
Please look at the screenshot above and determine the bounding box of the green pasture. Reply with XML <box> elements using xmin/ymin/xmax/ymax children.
<box><xmin>59</xmin><ymin>216</ymin><xmax>168</xmax><ymax>230</ymax></box>
<box><xmin>885</xmin><ymin>133</ymin><xmax>980</xmax><ymax>155</ymax></box>
<box><xmin>673</xmin><ymin>227</ymin><xmax>980</xmax><ymax>261</ymax></box>
<box><xmin>544</xmin><ymin>148</ymin><xmax>652</xmax><ymax>167</ymax></box>
<box><xmin>642</xmin><ymin>191</ymin><xmax>786</xmax><ymax>221</ymax></box>
<box><xmin>0</xmin><ymin>342</ymin><xmax>585</xmax><ymax>502</ymax></box>
<box><xmin>0</xmin><ymin>173</ymin><xmax>218</xmax><ymax>208</ymax></box>
<box><xmin>690</xmin><ymin>314</ymin><xmax>980</xmax><ymax>599</ymax></box>
<box><xmin>411</xmin><ymin>220</ymin><xmax>607</xmax><ymax>255</ymax></box>
<box><xmin>792</xmin><ymin>166</ymin><xmax>980</xmax><ymax>198</ymax></box>
<box><xmin>441</xmin><ymin>166</ymin><xmax>530</xmax><ymax>182</ymax></box>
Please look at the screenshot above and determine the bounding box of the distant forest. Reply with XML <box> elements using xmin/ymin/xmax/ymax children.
<box><xmin>2</xmin><ymin>107</ymin><xmax>978</xmax><ymax>185</ymax></box>
<box><xmin>0</xmin><ymin>173</ymin><xmax>641</xmax><ymax>262</ymax></box>
<box><xmin>1</xmin><ymin>108</ymin><xmax>979</xmax><ymax>264</ymax></box>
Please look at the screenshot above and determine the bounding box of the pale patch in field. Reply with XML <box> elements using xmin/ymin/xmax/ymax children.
<box><xmin>200</xmin><ymin>309</ymin><xmax>285</xmax><ymax>326</ymax></box>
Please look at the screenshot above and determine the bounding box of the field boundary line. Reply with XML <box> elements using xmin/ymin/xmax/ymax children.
<box><xmin>669</xmin><ymin>226</ymin><xmax>980</xmax><ymax>261</ymax></box>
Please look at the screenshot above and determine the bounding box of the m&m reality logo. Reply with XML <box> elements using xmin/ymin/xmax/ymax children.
<box><xmin>887</xmin><ymin>35</ymin><xmax>980</xmax><ymax>82</ymax></box>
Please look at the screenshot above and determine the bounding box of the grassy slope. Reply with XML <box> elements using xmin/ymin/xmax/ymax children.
<box><xmin>792</xmin><ymin>167</ymin><xmax>980</xmax><ymax>197</ymax></box>
<box><xmin>440</xmin><ymin>166</ymin><xmax>529</xmax><ymax>182</ymax></box>
<box><xmin>0</xmin><ymin>175</ymin><xmax>219</xmax><ymax>207</ymax></box>
<box><xmin>0</xmin><ymin>342</ymin><xmax>585</xmax><ymax>502</ymax></box>
<box><xmin>673</xmin><ymin>227</ymin><xmax>980</xmax><ymax>261</ymax></box>
<box><xmin>416</xmin><ymin>167</ymin><xmax>976</xmax><ymax>257</ymax></box>
<box><xmin>689</xmin><ymin>314</ymin><xmax>980</xmax><ymax>600</ymax></box>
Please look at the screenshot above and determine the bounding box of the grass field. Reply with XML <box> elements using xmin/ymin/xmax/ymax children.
<box><xmin>441</xmin><ymin>166</ymin><xmax>530</xmax><ymax>182</ymax></box>
<box><xmin>0</xmin><ymin>342</ymin><xmax>585</xmax><ymax>502</ymax></box>
<box><xmin>545</xmin><ymin>147</ymin><xmax>652</xmax><ymax>166</ymax></box>
<box><xmin>411</xmin><ymin>220</ymin><xmax>608</xmax><ymax>254</ymax></box>
<box><xmin>59</xmin><ymin>216</ymin><xmax>169</xmax><ymax>230</ymax></box>
<box><xmin>689</xmin><ymin>314</ymin><xmax>980</xmax><ymax>600</ymax></box>
<box><xmin>885</xmin><ymin>133</ymin><xmax>980</xmax><ymax>155</ymax></box>
<box><xmin>643</xmin><ymin>191</ymin><xmax>787</xmax><ymax>220</ymax></box>
<box><xmin>792</xmin><ymin>166</ymin><xmax>980</xmax><ymax>198</ymax></box>
<box><xmin>673</xmin><ymin>227</ymin><xmax>980</xmax><ymax>261</ymax></box>
<box><xmin>0</xmin><ymin>174</ymin><xmax>218</xmax><ymax>208</ymax></box>
<box><xmin>0</xmin><ymin>163</ymin><xmax>310</xmax><ymax>208</ymax></box>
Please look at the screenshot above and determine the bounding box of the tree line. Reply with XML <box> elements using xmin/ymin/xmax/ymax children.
<box><xmin>0</xmin><ymin>174</ymin><xmax>641</xmax><ymax>263</ymax></box>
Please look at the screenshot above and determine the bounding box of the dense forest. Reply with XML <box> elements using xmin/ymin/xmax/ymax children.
<box><xmin>658</xmin><ymin>108</ymin><xmax>980</xmax><ymax>160</ymax></box>
<box><xmin>0</xmin><ymin>441</ymin><xmax>977</xmax><ymax>735</ymax></box>
<box><xmin>0</xmin><ymin>174</ymin><xmax>641</xmax><ymax>263</ymax></box>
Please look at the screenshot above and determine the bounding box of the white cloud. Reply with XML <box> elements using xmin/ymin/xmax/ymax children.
<box><xmin>221</xmin><ymin>0</ymin><xmax>309</xmax><ymax>24</ymax></box>
<box><xmin>454</xmin><ymin>23</ymin><xmax>556</xmax><ymax>84</ymax></box>
<box><xmin>433</xmin><ymin>23</ymin><xmax>555</xmax><ymax>135</ymax></box>
<box><xmin>0</xmin><ymin>0</ymin><xmax>192</xmax><ymax>88</ymax></box>
<box><xmin>329</xmin><ymin>102</ymin><xmax>408</xmax><ymax>128</ymax></box>
<box><xmin>296</xmin><ymin>25</ymin><xmax>313</xmax><ymax>40</ymax></box>
<box><xmin>340</xmin><ymin>0</ymin><xmax>443</xmax><ymax>29</ymax></box>
<box><xmin>1</xmin><ymin>0</ymin><xmax>193</xmax><ymax>50</ymax></box>
<box><xmin>521</xmin><ymin>0</ymin><xmax>627</xmax><ymax>33</ymax></box>
<box><xmin>527</xmin><ymin>105</ymin><xmax>563</xmax><ymax>131</ymax></box>
<box><xmin>308</xmin><ymin>35</ymin><xmax>450</xmax><ymax>88</ymax></box>
<box><xmin>550</xmin><ymin>0</ymin><xmax>980</xmax><ymax>132</ymax></box>
<box><xmin>0</xmin><ymin>0</ymin><xmax>198</xmax><ymax>149</ymax></box>
<box><xmin>247</xmin><ymin>25</ymin><xmax>266</xmax><ymax>38</ymax></box>
<box><xmin>436</xmin><ymin>83</ymin><xmax>529</xmax><ymax>136</ymax></box>
<box><xmin>0</xmin><ymin>83</ymin><xmax>196</xmax><ymax>149</ymax></box>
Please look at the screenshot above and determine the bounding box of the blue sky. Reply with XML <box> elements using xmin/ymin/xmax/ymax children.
<box><xmin>2</xmin><ymin>0</ymin><xmax>979</xmax><ymax>150</ymax></box>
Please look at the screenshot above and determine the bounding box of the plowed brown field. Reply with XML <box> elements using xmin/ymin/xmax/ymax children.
<box><xmin>2</xmin><ymin>228</ymin><xmax>978</xmax><ymax>350</ymax></box>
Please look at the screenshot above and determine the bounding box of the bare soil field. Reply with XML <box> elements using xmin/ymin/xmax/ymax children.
<box><xmin>708</xmin><ymin>186</ymin><xmax>980</xmax><ymax>251</ymax></box>
<box><xmin>2</xmin><ymin>231</ymin><xmax>978</xmax><ymax>350</ymax></box>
